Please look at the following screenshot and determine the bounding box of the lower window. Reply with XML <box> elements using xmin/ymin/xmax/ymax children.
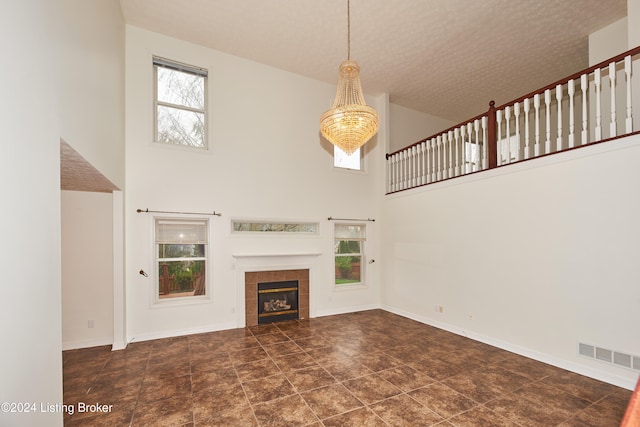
<box><xmin>155</xmin><ymin>218</ymin><xmax>208</xmax><ymax>299</ymax></box>
<box><xmin>334</xmin><ymin>223</ymin><xmax>365</xmax><ymax>285</ymax></box>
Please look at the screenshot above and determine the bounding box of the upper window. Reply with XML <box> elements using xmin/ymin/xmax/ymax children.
<box><xmin>334</xmin><ymin>223</ymin><xmax>366</xmax><ymax>286</ymax></box>
<box><xmin>155</xmin><ymin>218</ymin><xmax>208</xmax><ymax>300</ymax></box>
<box><xmin>334</xmin><ymin>146</ymin><xmax>362</xmax><ymax>171</ymax></box>
<box><xmin>153</xmin><ymin>56</ymin><xmax>208</xmax><ymax>149</ymax></box>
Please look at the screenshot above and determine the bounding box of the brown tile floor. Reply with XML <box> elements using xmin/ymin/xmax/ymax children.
<box><xmin>62</xmin><ymin>310</ymin><xmax>632</xmax><ymax>426</ymax></box>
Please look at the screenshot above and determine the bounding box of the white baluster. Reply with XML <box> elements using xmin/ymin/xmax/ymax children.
<box><xmin>556</xmin><ymin>84</ymin><xmax>563</xmax><ymax>152</ymax></box>
<box><xmin>534</xmin><ymin>93</ymin><xmax>541</xmax><ymax>156</ymax></box>
<box><xmin>523</xmin><ymin>98</ymin><xmax>530</xmax><ymax>159</ymax></box>
<box><xmin>595</xmin><ymin>68</ymin><xmax>602</xmax><ymax>141</ymax></box>
<box><xmin>473</xmin><ymin>119</ymin><xmax>480</xmax><ymax>171</ymax></box>
<box><xmin>392</xmin><ymin>154</ymin><xmax>398</xmax><ymax>192</ymax></box>
<box><xmin>496</xmin><ymin>109</ymin><xmax>503</xmax><ymax>166</ymax></box>
<box><xmin>409</xmin><ymin>145</ymin><xmax>417</xmax><ymax>188</ymax></box>
<box><xmin>405</xmin><ymin>149</ymin><xmax>410</xmax><ymax>189</ymax></box>
<box><xmin>581</xmin><ymin>74</ymin><xmax>588</xmax><ymax>144</ymax></box>
<box><xmin>436</xmin><ymin>135</ymin><xmax>442</xmax><ymax>181</ymax></box>
<box><xmin>414</xmin><ymin>145</ymin><xmax>420</xmax><ymax>187</ymax></box>
<box><xmin>609</xmin><ymin>62</ymin><xmax>617</xmax><ymax>138</ymax></box>
<box><xmin>466</xmin><ymin>122</ymin><xmax>473</xmax><ymax>173</ymax></box>
<box><xmin>568</xmin><ymin>79</ymin><xmax>575</xmax><ymax>148</ymax></box>
<box><xmin>505</xmin><ymin>106</ymin><xmax>511</xmax><ymax>164</ymax></box>
<box><xmin>544</xmin><ymin>89</ymin><xmax>551</xmax><ymax>153</ymax></box>
<box><xmin>431</xmin><ymin>138</ymin><xmax>437</xmax><ymax>182</ymax></box>
<box><xmin>625</xmin><ymin>55</ymin><xmax>633</xmax><ymax>133</ymax></box>
<box><xmin>514</xmin><ymin>102</ymin><xmax>520</xmax><ymax>161</ymax></box>
<box><xmin>447</xmin><ymin>131</ymin><xmax>453</xmax><ymax>178</ymax></box>
<box><xmin>405</xmin><ymin>149</ymin><xmax>411</xmax><ymax>189</ymax></box>
<box><xmin>397</xmin><ymin>151</ymin><xmax>403</xmax><ymax>190</ymax></box>
<box><xmin>387</xmin><ymin>154</ymin><xmax>392</xmax><ymax>193</ymax></box>
<box><xmin>420</xmin><ymin>142</ymin><xmax>426</xmax><ymax>185</ymax></box>
<box><xmin>481</xmin><ymin>116</ymin><xmax>488</xmax><ymax>169</ymax></box>
<box><xmin>454</xmin><ymin>128</ymin><xmax>461</xmax><ymax>176</ymax></box>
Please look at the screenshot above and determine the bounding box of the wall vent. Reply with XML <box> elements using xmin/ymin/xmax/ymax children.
<box><xmin>614</xmin><ymin>352</ymin><xmax>632</xmax><ymax>368</ymax></box>
<box><xmin>578</xmin><ymin>342</ymin><xmax>640</xmax><ymax>372</ymax></box>
<box><xmin>578</xmin><ymin>343</ymin><xmax>594</xmax><ymax>358</ymax></box>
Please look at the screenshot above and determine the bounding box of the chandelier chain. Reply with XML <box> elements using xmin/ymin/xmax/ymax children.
<box><xmin>347</xmin><ymin>0</ymin><xmax>351</xmax><ymax>60</ymax></box>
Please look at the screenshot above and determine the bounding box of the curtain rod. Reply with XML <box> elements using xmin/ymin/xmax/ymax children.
<box><xmin>327</xmin><ymin>216</ymin><xmax>375</xmax><ymax>222</ymax></box>
<box><xmin>137</xmin><ymin>208</ymin><xmax>222</xmax><ymax>217</ymax></box>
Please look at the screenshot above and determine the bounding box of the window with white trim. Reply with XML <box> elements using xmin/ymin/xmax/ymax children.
<box><xmin>334</xmin><ymin>146</ymin><xmax>363</xmax><ymax>171</ymax></box>
<box><xmin>155</xmin><ymin>218</ymin><xmax>208</xmax><ymax>299</ymax></box>
<box><xmin>334</xmin><ymin>223</ymin><xmax>365</xmax><ymax>286</ymax></box>
<box><xmin>154</xmin><ymin>56</ymin><xmax>208</xmax><ymax>149</ymax></box>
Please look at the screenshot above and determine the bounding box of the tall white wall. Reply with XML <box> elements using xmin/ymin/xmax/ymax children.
<box><xmin>58</xmin><ymin>0</ymin><xmax>125</xmax><ymax>188</ymax></box>
<box><xmin>381</xmin><ymin>135</ymin><xmax>640</xmax><ymax>389</ymax></box>
<box><xmin>0</xmin><ymin>1</ymin><xmax>63</xmax><ymax>426</ymax></box>
<box><xmin>124</xmin><ymin>26</ymin><xmax>384</xmax><ymax>342</ymax></box>
<box><xmin>388</xmin><ymin>103</ymin><xmax>456</xmax><ymax>153</ymax></box>
<box><xmin>628</xmin><ymin>0</ymin><xmax>640</xmax><ymax>47</ymax></box>
<box><xmin>61</xmin><ymin>191</ymin><xmax>114</xmax><ymax>350</ymax></box>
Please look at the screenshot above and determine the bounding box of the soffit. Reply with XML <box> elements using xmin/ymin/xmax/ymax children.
<box><xmin>60</xmin><ymin>140</ymin><xmax>120</xmax><ymax>193</ymax></box>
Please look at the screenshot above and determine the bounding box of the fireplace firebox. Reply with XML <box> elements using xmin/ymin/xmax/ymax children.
<box><xmin>257</xmin><ymin>280</ymin><xmax>299</xmax><ymax>324</ymax></box>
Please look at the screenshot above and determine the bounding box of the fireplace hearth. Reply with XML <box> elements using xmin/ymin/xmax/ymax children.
<box><xmin>257</xmin><ymin>280</ymin><xmax>298</xmax><ymax>324</ymax></box>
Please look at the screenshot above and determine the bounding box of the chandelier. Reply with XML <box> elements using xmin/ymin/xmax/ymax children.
<box><xmin>320</xmin><ymin>0</ymin><xmax>378</xmax><ymax>155</ymax></box>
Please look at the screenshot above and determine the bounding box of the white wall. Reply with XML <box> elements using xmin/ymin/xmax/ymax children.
<box><xmin>124</xmin><ymin>26</ymin><xmax>384</xmax><ymax>342</ymax></box>
<box><xmin>588</xmin><ymin>17</ymin><xmax>627</xmax><ymax>65</ymax></box>
<box><xmin>630</xmin><ymin>0</ymin><xmax>640</xmax><ymax>47</ymax></box>
<box><xmin>0</xmin><ymin>1</ymin><xmax>63</xmax><ymax>426</ymax></box>
<box><xmin>58</xmin><ymin>0</ymin><xmax>125</xmax><ymax>188</ymax></box>
<box><xmin>388</xmin><ymin>103</ymin><xmax>456</xmax><ymax>153</ymax></box>
<box><xmin>61</xmin><ymin>191</ymin><xmax>114</xmax><ymax>350</ymax></box>
<box><xmin>381</xmin><ymin>135</ymin><xmax>640</xmax><ymax>389</ymax></box>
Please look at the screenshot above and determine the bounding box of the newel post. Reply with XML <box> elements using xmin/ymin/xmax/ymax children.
<box><xmin>487</xmin><ymin>100</ymin><xmax>497</xmax><ymax>169</ymax></box>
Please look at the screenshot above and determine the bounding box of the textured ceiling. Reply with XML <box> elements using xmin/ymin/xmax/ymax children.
<box><xmin>119</xmin><ymin>0</ymin><xmax>627</xmax><ymax>122</ymax></box>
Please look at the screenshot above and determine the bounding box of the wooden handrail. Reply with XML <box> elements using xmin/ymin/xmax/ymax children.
<box><xmin>386</xmin><ymin>45</ymin><xmax>640</xmax><ymax>160</ymax></box>
<box><xmin>495</xmin><ymin>45</ymin><xmax>640</xmax><ymax>112</ymax></box>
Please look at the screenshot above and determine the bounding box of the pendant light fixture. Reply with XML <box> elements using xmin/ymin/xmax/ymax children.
<box><xmin>320</xmin><ymin>0</ymin><xmax>378</xmax><ymax>155</ymax></box>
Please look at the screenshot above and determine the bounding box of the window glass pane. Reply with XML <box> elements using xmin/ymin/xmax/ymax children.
<box><xmin>335</xmin><ymin>255</ymin><xmax>361</xmax><ymax>284</ymax></box>
<box><xmin>158</xmin><ymin>260</ymin><xmax>206</xmax><ymax>298</ymax></box>
<box><xmin>158</xmin><ymin>244</ymin><xmax>205</xmax><ymax>259</ymax></box>
<box><xmin>157</xmin><ymin>105</ymin><xmax>205</xmax><ymax>148</ymax></box>
<box><xmin>231</xmin><ymin>221</ymin><xmax>318</xmax><ymax>234</ymax></box>
<box><xmin>335</xmin><ymin>240</ymin><xmax>361</xmax><ymax>254</ymax></box>
<box><xmin>334</xmin><ymin>146</ymin><xmax>361</xmax><ymax>170</ymax></box>
<box><xmin>157</xmin><ymin>67</ymin><xmax>204</xmax><ymax>109</ymax></box>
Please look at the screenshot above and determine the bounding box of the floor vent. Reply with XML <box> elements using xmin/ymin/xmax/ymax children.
<box><xmin>578</xmin><ymin>342</ymin><xmax>640</xmax><ymax>372</ymax></box>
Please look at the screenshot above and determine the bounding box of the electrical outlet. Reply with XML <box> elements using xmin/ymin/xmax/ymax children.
<box><xmin>88</xmin><ymin>320</ymin><xmax>95</xmax><ymax>329</ymax></box>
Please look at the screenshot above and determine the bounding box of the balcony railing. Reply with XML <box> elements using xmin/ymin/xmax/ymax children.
<box><xmin>386</xmin><ymin>46</ymin><xmax>640</xmax><ymax>194</ymax></box>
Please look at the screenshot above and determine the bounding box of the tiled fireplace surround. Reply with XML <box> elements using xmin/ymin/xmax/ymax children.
<box><xmin>244</xmin><ymin>269</ymin><xmax>310</xmax><ymax>326</ymax></box>
<box><xmin>233</xmin><ymin>253</ymin><xmax>319</xmax><ymax>327</ymax></box>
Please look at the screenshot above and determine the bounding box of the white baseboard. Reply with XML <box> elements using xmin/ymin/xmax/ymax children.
<box><xmin>381</xmin><ymin>304</ymin><xmax>636</xmax><ymax>391</ymax></box>
<box><xmin>313</xmin><ymin>303</ymin><xmax>380</xmax><ymax>318</ymax></box>
<box><xmin>127</xmin><ymin>321</ymin><xmax>238</xmax><ymax>344</ymax></box>
<box><xmin>62</xmin><ymin>337</ymin><xmax>113</xmax><ymax>351</ymax></box>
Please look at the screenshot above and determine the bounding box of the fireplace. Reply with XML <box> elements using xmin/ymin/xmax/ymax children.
<box><xmin>244</xmin><ymin>269</ymin><xmax>309</xmax><ymax>327</ymax></box>
<box><xmin>257</xmin><ymin>280</ymin><xmax>298</xmax><ymax>324</ymax></box>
